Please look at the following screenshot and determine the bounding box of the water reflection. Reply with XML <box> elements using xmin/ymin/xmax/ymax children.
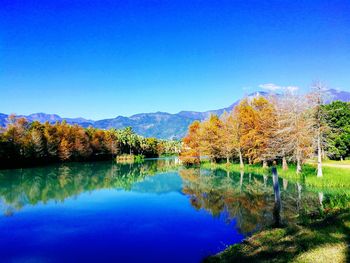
<box><xmin>0</xmin><ymin>159</ymin><xmax>348</xmax><ymax>235</ymax></box>
<box><xmin>179</xmin><ymin>167</ymin><xmax>347</xmax><ymax>234</ymax></box>
<box><xmin>0</xmin><ymin>159</ymin><xmax>179</xmax><ymax>215</ymax></box>
<box><xmin>272</xmin><ymin>167</ymin><xmax>281</xmax><ymax>227</ymax></box>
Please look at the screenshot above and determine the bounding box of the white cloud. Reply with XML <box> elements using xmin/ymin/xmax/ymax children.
<box><xmin>285</xmin><ymin>86</ymin><xmax>299</xmax><ymax>92</ymax></box>
<box><xmin>259</xmin><ymin>83</ymin><xmax>299</xmax><ymax>93</ymax></box>
<box><xmin>259</xmin><ymin>83</ymin><xmax>282</xmax><ymax>91</ymax></box>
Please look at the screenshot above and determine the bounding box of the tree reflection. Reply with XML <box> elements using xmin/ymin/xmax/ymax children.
<box><xmin>0</xmin><ymin>160</ymin><xmax>348</xmax><ymax>233</ymax></box>
<box><xmin>179</xmin><ymin>167</ymin><xmax>343</xmax><ymax>235</ymax></box>
<box><xmin>272</xmin><ymin>167</ymin><xmax>281</xmax><ymax>227</ymax></box>
<box><xmin>0</xmin><ymin>158</ymin><xmax>179</xmax><ymax>215</ymax></box>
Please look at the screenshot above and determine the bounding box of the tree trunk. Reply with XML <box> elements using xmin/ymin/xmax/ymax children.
<box><xmin>318</xmin><ymin>192</ymin><xmax>324</xmax><ymax>207</ymax></box>
<box><xmin>282</xmin><ymin>156</ymin><xmax>288</xmax><ymax>170</ymax></box>
<box><xmin>239</xmin><ymin>150</ymin><xmax>244</xmax><ymax>169</ymax></box>
<box><xmin>296</xmin><ymin>156</ymin><xmax>302</xmax><ymax>174</ymax></box>
<box><xmin>296</xmin><ymin>183</ymin><xmax>302</xmax><ymax>211</ymax></box>
<box><xmin>226</xmin><ymin>156</ymin><xmax>230</xmax><ymax>164</ymax></box>
<box><xmin>240</xmin><ymin>170</ymin><xmax>244</xmax><ymax>191</ymax></box>
<box><xmin>272</xmin><ymin>167</ymin><xmax>281</xmax><ymax>227</ymax></box>
<box><xmin>283</xmin><ymin>178</ymin><xmax>288</xmax><ymax>190</ymax></box>
<box><xmin>263</xmin><ymin>160</ymin><xmax>268</xmax><ymax>168</ymax></box>
<box><xmin>317</xmin><ymin>134</ymin><xmax>323</xmax><ymax>177</ymax></box>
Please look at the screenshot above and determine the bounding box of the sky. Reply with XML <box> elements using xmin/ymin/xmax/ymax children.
<box><xmin>1</xmin><ymin>0</ymin><xmax>349</xmax><ymax>119</ymax></box>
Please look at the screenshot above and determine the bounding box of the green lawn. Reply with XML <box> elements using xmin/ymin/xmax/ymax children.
<box><xmin>312</xmin><ymin>159</ymin><xmax>350</xmax><ymax>165</ymax></box>
<box><xmin>201</xmin><ymin>161</ymin><xmax>350</xmax><ymax>190</ymax></box>
<box><xmin>205</xmin><ymin>210</ymin><xmax>350</xmax><ymax>263</ymax></box>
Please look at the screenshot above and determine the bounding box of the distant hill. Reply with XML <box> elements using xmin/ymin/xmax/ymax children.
<box><xmin>1</xmin><ymin>89</ymin><xmax>349</xmax><ymax>139</ymax></box>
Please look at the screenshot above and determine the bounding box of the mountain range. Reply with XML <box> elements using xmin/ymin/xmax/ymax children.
<box><xmin>1</xmin><ymin>89</ymin><xmax>349</xmax><ymax>139</ymax></box>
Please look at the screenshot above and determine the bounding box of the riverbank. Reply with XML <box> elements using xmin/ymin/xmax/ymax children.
<box><xmin>201</xmin><ymin>161</ymin><xmax>350</xmax><ymax>262</ymax></box>
<box><xmin>201</xmin><ymin>161</ymin><xmax>350</xmax><ymax>191</ymax></box>
<box><xmin>205</xmin><ymin>209</ymin><xmax>350</xmax><ymax>263</ymax></box>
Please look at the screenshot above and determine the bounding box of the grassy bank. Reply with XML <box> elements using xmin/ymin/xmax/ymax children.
<box><xmin>201</xmin><ymin>161</ymin><xmax>350</xmax><ymax>190</ymax></box>
<box><xmin>205</xmin><ymin>210</ymin><xmax>350</xmax><ymax>263</ymax></box>
<box><xmin>201</xmin><ymin>161</ymin><xmax>350</xmax><ymax>262</ymax></box>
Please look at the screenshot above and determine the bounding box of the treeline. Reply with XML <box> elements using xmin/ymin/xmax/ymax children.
<box><xmin>180</xmin><ymin>83</ymin><xmax>350</xmax><ymax>175</ymax></box>
<box><xmin>0</xmin><ymin>115</ymin><xmax>181</xmax><ymax>168</ymax></box>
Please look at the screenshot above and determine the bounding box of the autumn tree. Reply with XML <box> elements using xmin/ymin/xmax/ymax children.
<box><xmin>200</xmin><ymin>115</ymin><xmax>223</xmax><ymax>163</ymax></box>
<box><xmin>58</xmin><ymin>137</ymin><xmax>72</xmax><ymax>161</ymax></box>
<box><xmin>236</xmin><ymin>97</ymin><xmax>275</xmax><ymax>166</ymax></box>
<box><xmin>43</xmin><ymin>122</ymin><xmax>60</xmax><ymax>158</ymax></box>
<box><xmin>218</xmin><ymin>112</ymin><xmax>235</xmax><ymax>164</ymax></box>
<box><xmin>0</xmin><ymin>117</ymin><xmax>175</xmax><ymax>168</ymax></box>
<box><xmin>73</xmin><ymin>126</ymin><xmax>92</xmax><ymax>158</ymax></box>
<box><xmin>29</xmin><ymin>122</ymin><xmax>46</xmax><ymax>158</ymax></box>
<box><xmin>219</xmin><ymin>111</ymin><xmax>244</xmax><ymax>167</ymax></box>
<box><xmin>180</xmin><ymin>121</ymin><xmax>201</xmax><ymax>165</ymax></box>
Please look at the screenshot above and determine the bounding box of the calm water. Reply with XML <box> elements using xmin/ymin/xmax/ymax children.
<box><xmin>0</xmin><ymin>159</ymin><xmax>344</xmax><ymax>263</ymax></box>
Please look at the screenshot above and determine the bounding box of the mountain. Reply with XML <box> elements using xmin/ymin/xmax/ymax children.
<box><xmin>1</xmin><ymin>89</ymin><xmax>349</xmax><ymax>139</ymax></box>
<box><xmin>325</xmin><ymin>89</ymin><xmax>350</xmax><ymax>102</ymax></box>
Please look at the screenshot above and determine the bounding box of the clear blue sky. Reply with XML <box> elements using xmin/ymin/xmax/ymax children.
<box><xmin>1</xmin><ymin>0</ymin><xmax>349</xmax><ymax>119</ymax></box>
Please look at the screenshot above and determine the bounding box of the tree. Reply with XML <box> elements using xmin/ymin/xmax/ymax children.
<box><xmin>200</xmin><ymin>115</ymin><xmax>223</xmax><ymax>162</ymax></box>
<box><xmin>323</xmin><ymin>101</ymin><xmax>350</xmax><ymax>160</ymax></box>
<box><xmin>308</xmin><ymin>82</ymin><xmax>329</xmax><ymax>177</ymax></box>
<box><xmin>58</xmin><ymin>137</ymin><xmax>72</xmax><ymax>161</ymax></box>
<box><xmin>269</xmin><ymin>95</ymin><xmax>288</xmax><ymax>170</ymax></box>
<box><xmin>29</xmin><ymin>122</ymin><xmax>46</xmax><ymax>159</ymax></box>
<box><xmin>73</xmin><ymin>126</ymin><xmax>92</xmax><ymax>158</ymax></box>
<box><xmin>219</xmin><ymin>110</ymin><xmax>244</xmax><ymax>168</ymax></box>
<box><xmin>236</xmin><ymin>97</ymin><xmax>275</xmax><ymax>166</ymax></box>
<box><xmin>0</xmin><ymin>117</ymin><xmax>174</xmax><ymax>167</ymax></box>
<box><xmin>44</xmin><ymin>122</ymin><xmax>60</xmax><ymax>158</ymax></box>
<box><xmin>218</xmin><ymin>112</ymin><xmax>235</xmax><ymax>164</ymax></box>
<box><xmin>104</xmin><ymin>129</ymin><xmax>119</xmax><ymax>156</ymax></box>
<box><xmin>180</xmin><ymin>121</ymin><xmax>201</xmax><ymax>165</ymax></box>
<box><xmin>277</xmin><ymin>91</ymin><xmax>314</xmax><ymax>173</ymax></box>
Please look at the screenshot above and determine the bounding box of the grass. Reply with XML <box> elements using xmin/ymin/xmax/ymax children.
<box><xmin>205</xmin><ymin>210</ymin><xmax>350</xmax><ymax>263</ymax></box>
<box><xmin>315</xmin><ymin>159</ymin><xmax>350</xmax><ymax>165</ymax></box>
<box><xmin>201</xmin><ymin>160</ymin><xmax>350</xmax><ymax>262</ymax></box>
<box><xmin>201</xmin><ymin>161</ymin><xmax>350</xmax><ymax>190</ymax></box>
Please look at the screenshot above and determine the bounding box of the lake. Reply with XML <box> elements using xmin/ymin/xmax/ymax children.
<box><xmin>0</xmin><ymin>158</ymin><xmax>342</xmax><ymax>263</ymax></box>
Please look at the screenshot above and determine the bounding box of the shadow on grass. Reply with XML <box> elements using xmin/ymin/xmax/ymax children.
<box><xmin>204</xmin><ymin>211</ymin><xmax>350</xmax><ymax>263</ymax></box>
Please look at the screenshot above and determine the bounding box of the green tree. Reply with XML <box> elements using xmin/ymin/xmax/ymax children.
<box><xmin>323</xmin><ymin>101</ymin><xmax>350</xmax><ymax>160</ymax></box>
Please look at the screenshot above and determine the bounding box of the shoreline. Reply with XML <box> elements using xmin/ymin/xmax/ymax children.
<box><xmin>204</xmin><ymin>209</ymin><xmax>350</xmax><ymax>263</ymax></box>
<box><xmin>199</xmin><ymin>161</ymin><xmax>350</xmax><ymax>262</ymax></box>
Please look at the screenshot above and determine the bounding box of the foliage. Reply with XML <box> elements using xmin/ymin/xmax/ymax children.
<box><xmin>179</xmin><ymin>121</ymin><xmax>201</xmax><ymax>165</ymax></box>
<box><xmin>0</xmin><ymin>115</ymin><xmax>181</xmax><ymax>168</ymax></box>
<box><xmin>181</xmin><ymin>85</ymin><xmax>347</xmax><ymax>175</ymax></box>
<box><xmin>323</xmin><ymin>101</ymin><xmax>350</xmax><ymax>160</ymax></box>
